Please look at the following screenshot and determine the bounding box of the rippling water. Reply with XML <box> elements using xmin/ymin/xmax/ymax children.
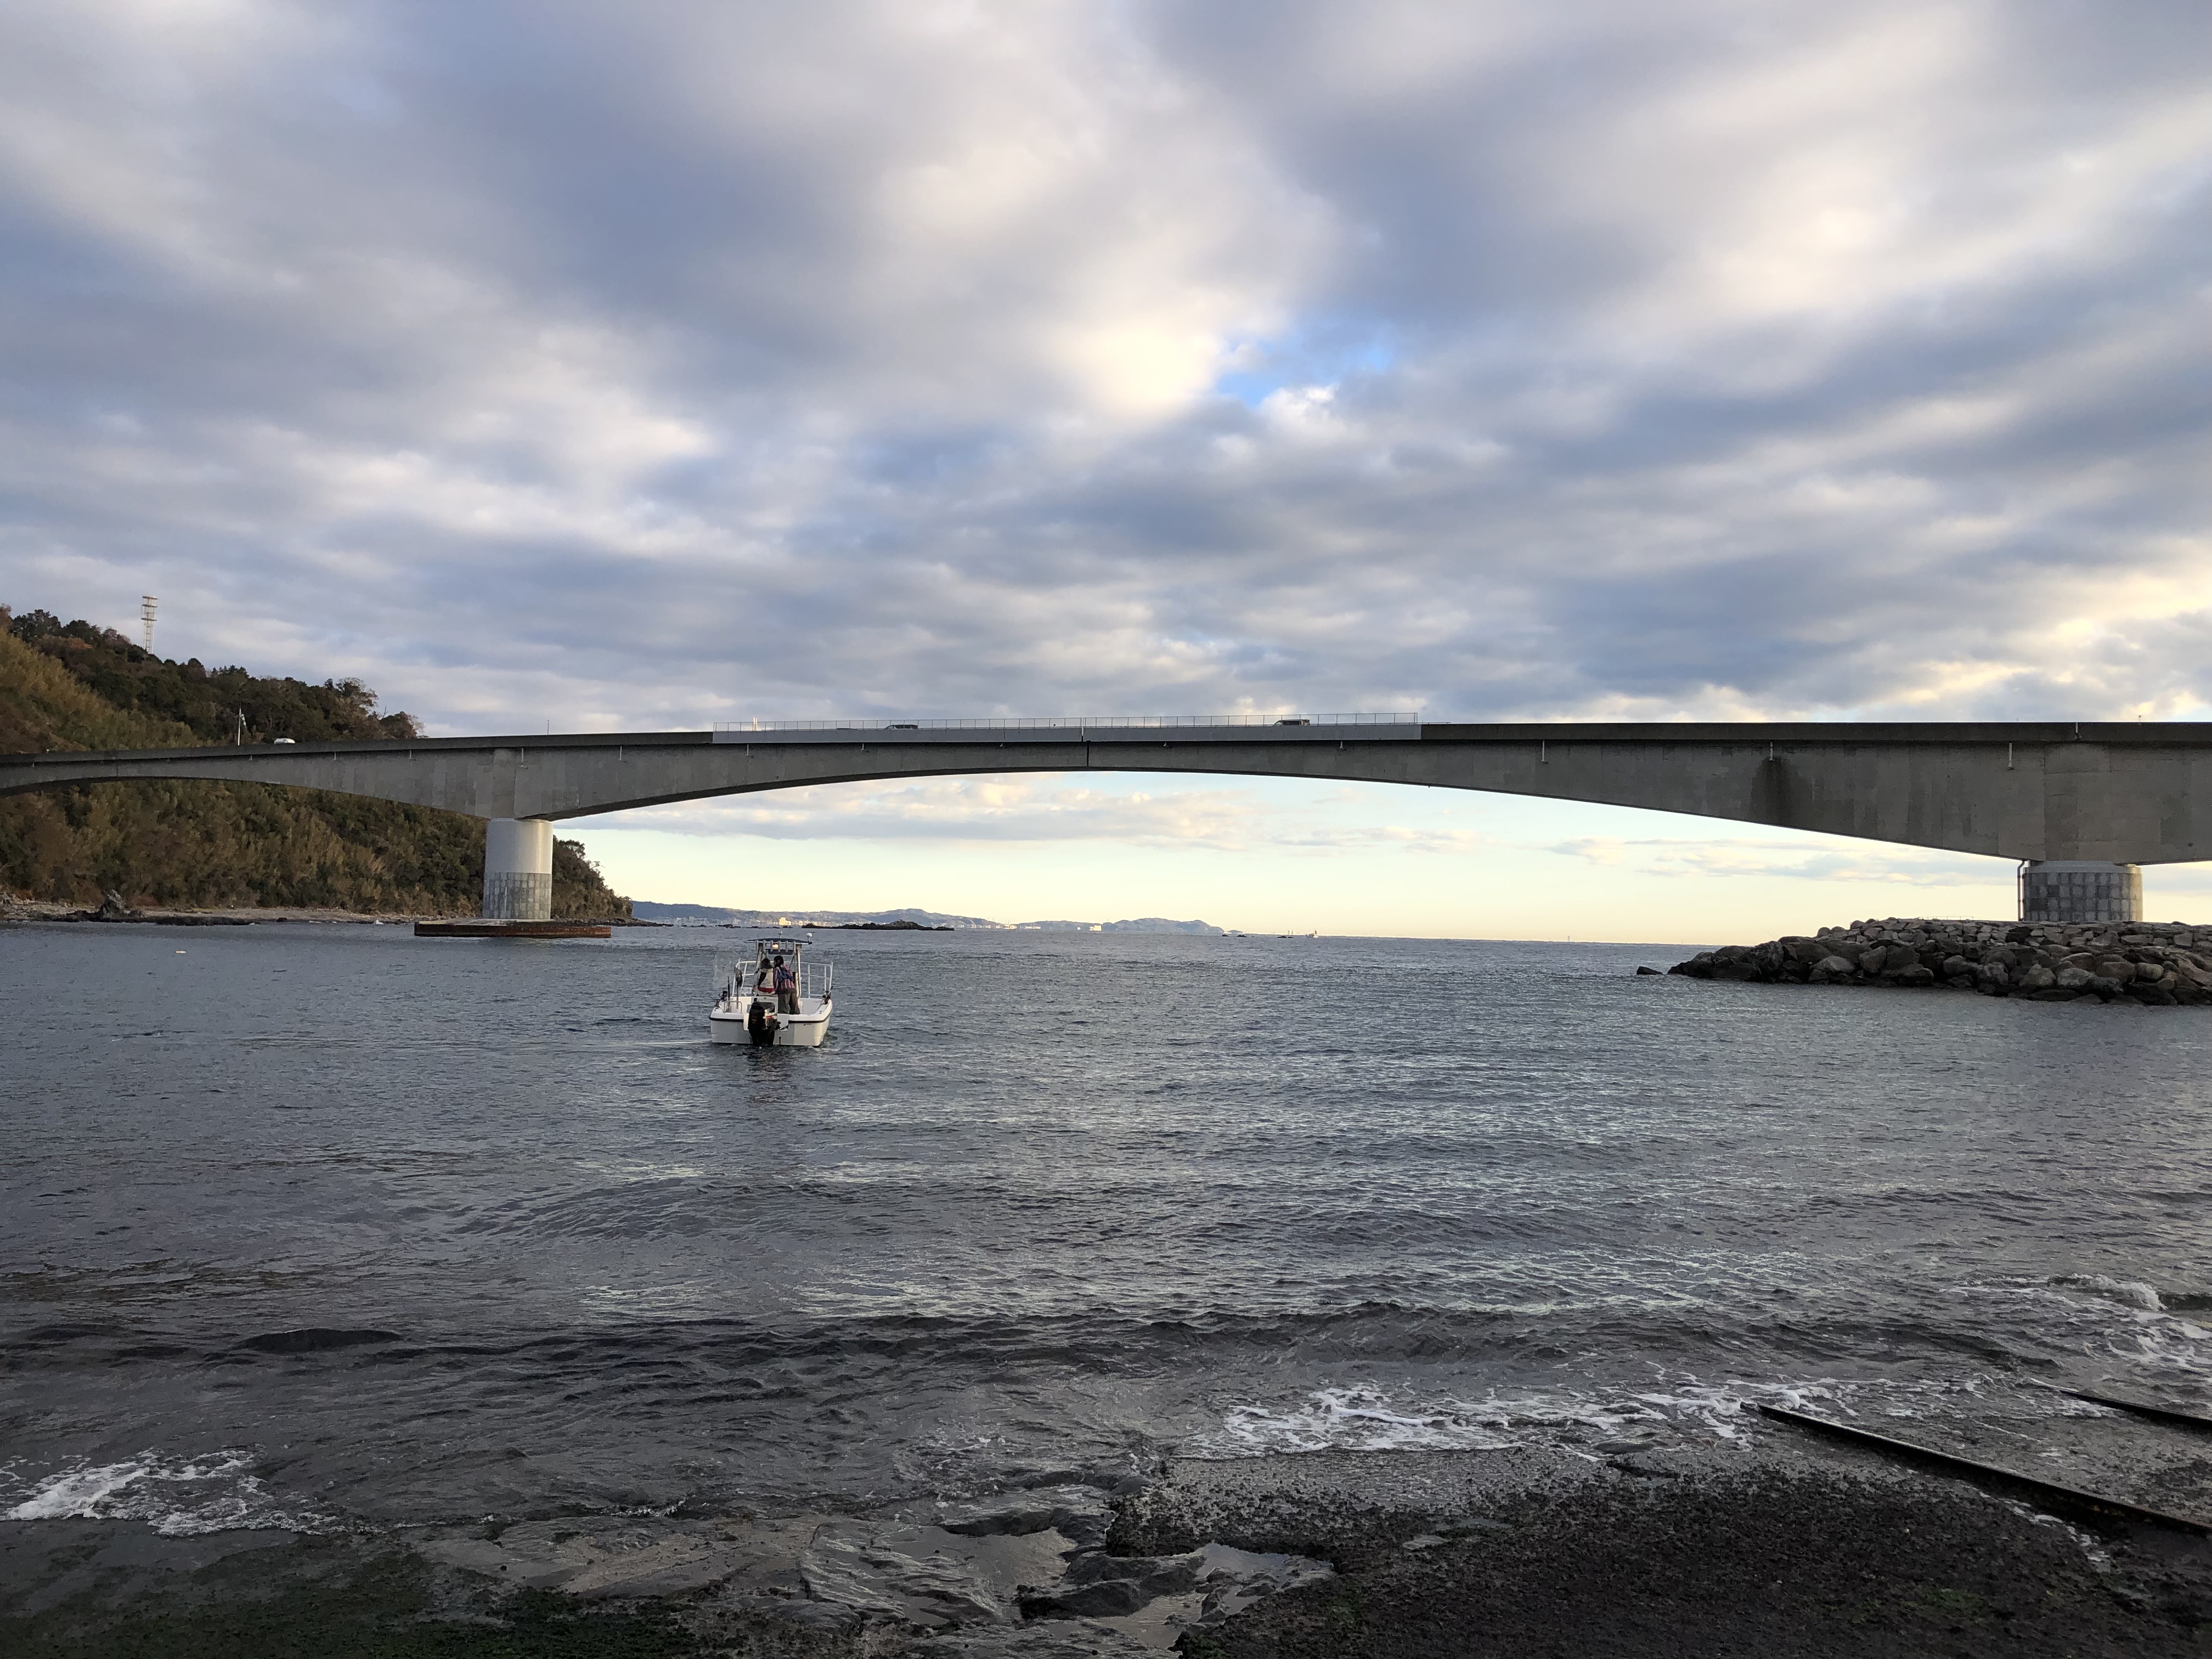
<box><xmin>5</xmin><ymin>920</ymin><xmax>2211</xmax><ymax>1537</ymax></box>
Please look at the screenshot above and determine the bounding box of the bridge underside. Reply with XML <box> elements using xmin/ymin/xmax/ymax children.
<box><xmin>5</xmin><ymin>722</ymin><xmax>2210</xmax><ymax>918</ymax></box>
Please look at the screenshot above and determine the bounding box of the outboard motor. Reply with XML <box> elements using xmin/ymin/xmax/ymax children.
<box><xmin>747</xmin><ymin>1000</ymin><xmax>777</xmax><ymax>1046</ymax></box>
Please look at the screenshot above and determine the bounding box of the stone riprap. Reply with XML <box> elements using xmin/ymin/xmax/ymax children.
<box><xmin>1668</xmin><ymin>917</ymin><xmax>2212</xmax><ymax>1005</ymax></box>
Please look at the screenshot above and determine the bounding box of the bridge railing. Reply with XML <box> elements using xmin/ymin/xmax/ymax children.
<box><xmin>712</xmin><ymin>713</ymin><xmax>1422</xmax><ymax>732</ymax></box>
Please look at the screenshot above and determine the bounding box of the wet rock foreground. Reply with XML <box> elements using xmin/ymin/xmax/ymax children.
<box><xmin>1670</xmin><ymin>917</ymin><xmax>2212</xmax><ymax>1004</ymax></box>
<box><xmin>408</xmin><ymin>1480</ymin><xmax>1330</xmax><ymax>1652</ymax></box>
<box><xmin>11</xmin><ymin>1441</ymin><xmax>2210</xmax><ymax>1656</ymax></box>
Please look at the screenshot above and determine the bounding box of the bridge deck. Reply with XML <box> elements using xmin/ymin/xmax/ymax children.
<box><xmin>5</xmin><ymin>722</ymin><xmax>2211</xmax><ymax>864</ymax></box>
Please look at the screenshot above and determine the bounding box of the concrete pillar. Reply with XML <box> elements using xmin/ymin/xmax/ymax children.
<box><xmin>483</xmin><ymin>818</ymin><xmax>555</xmax><ymax>920</ymax></box>
<box><xmin>2019</xmin><ymin>860</ymin><xmax>2141</xmax><ymax>924</ymax></box>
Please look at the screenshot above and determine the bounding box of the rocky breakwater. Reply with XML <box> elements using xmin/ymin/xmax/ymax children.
<box><xmin>1669</xmin><ymin>918</ymin><xmax>2212</xmax><ymax>1005</ymax></box>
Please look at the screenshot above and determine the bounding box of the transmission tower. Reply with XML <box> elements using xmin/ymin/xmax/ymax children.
<box><xmin>140</xmin><ymin>595</ymin><xmax>157</xmax><ymax>653</ymax></box>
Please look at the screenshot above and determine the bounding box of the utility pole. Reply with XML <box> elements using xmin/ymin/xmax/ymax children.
<box><xmin>140</xmin><ymin>595</ymin><xmax>157</xmax><ymax>653</ymax></box>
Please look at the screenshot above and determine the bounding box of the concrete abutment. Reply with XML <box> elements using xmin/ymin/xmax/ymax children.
<box><xmin>2019</xmin><ymin>860</ymin><xmax>2141</xmax><ymax>924</ymax></box>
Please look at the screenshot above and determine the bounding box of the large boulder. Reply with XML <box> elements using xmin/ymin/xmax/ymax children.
<box><xmin>1893</xmin><ymin>964</ymin><xmax>1937</xmax><ymax>987</ymax></box>
<box><xmin>2054</xmin><ymin>966</ymin><xmax>2093</xmax><ymax>992</ymax></box>
<box><xmin>2095</xmin><ymin>958</ymin><xmax>2136</xmax><ymax>985</ymax></box>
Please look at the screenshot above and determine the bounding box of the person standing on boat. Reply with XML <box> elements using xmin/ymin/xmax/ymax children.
<box><xmin>772</xmin><ymin>955</ymin><xmax>799</xmax><ymax>1014</ymax></box>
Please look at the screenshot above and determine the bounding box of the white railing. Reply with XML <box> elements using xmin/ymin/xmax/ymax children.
<box><xmin>712</xmin><ymin>713</ymin><xmax>1421</xmax><ymax>732</ymax></box>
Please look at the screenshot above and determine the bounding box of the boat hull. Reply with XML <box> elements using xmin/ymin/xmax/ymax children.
<box><xmin>709</xmin><ymin>995</ymin><xmax>832</xmax><ymax>1047</ymax></box>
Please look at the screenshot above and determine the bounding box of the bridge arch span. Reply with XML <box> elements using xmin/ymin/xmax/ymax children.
<box><xmin>7</xmin><ymin>720</ymin><xmax>2208</xmax><ymax>918</ymax></box>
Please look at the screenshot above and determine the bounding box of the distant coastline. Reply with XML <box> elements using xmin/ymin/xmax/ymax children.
<box><xmin>628</xmin><ymin>900</ymin><xmax>1223</xmax><ymax>934</ymax></box>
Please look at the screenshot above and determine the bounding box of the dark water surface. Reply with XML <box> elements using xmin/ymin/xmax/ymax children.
<box><xmin>5</xmin><ymin>921</ymin><xmax>2211</xmax><ymax>1538</ymax></box>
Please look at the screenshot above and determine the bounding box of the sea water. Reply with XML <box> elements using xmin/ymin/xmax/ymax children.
<box><xmin>4</xmin><ymin>921</ymin><xmax>2210</xmax><ymax>1537</ymax></box>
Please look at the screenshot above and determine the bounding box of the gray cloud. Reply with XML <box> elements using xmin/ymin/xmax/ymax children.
<box><xmin>0</xmin><ymin>0</ymin><xmax>2205</xmax><ymax>738</ymax></box>
<box><xmin>1546</xmin><ymin>835</ymin><xmax>1996</xmax><ymax>886</ymax></box>
<box><xmin>575</xmin><ymin>776</ymin><xmax>1488</xmax><ymax>854</ymax></box>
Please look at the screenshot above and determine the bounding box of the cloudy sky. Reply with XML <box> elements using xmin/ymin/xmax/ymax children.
<box><xmin>3</xmin><ymin>0</ymin><xmax>2207</xmax><ymax>935</ymax></box>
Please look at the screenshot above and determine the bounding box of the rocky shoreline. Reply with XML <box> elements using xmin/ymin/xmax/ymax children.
<box><xmin>1</xmin><ymin>891</ymin><xmax>453</xmax><ymax>925</ymax></box>
<box><xmin>1</xmin><ymin>891</ymin><xmax>657</xmax><ymax>927</ymax></box>
<box><xmin>8</xmin><ymin>1438</ymin><xmax>2209</xmax><ymax>1656</ymax></box>
<box><xmin>1669</xmin><ymin>916</ymin><xmax>2212</xmax><ymax>1004</ymax></box>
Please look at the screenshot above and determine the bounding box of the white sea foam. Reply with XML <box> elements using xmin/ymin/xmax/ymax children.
<box><xmin>1968</xmin><ymin>1274</ymin><xmax>2212</xmax><ymax>1384</ymax></box>
<box><xmin>1201</xmin><ymin>1386</ymin><xmax>1528</xmax><ymax>1455</ymax></box>
<box><xmin>1192</xmin><ymin>1373</ymin><xmax>2032</xmax><ymax>1459</ymax></box>
<box><xmin>2051</xmin><ymin>1274</ymin><xmax>2166</xmax><ymax>1313</ymax></box>
<box><xmin>1</xmin><ymin>1451</ymin><xmax>328</xmax><ymax>1536</ymax></box>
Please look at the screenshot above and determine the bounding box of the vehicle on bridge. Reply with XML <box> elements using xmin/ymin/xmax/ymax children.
<box><xmin>710</xmin><ymin>938</ymin><xmax>833</xmax><ymax>1047</ymax></box>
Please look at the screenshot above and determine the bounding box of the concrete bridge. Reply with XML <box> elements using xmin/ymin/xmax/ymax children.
<box><xmin>5</xmin><ymin>717</ymin><xmax>2208</xmax><ymax>923</ymax></box>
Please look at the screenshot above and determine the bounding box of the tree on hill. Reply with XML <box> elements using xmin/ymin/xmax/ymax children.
<box><xmin>1</xmin><ymin>606</ymin><xmax>630</xmax><ymax>918</ymax></box>
<box><xmin>6</xmin><ymin>607</ymin><xmax>423</xmax><ymax>744</ymax></box>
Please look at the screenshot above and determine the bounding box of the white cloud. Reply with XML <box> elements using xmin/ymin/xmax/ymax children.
<box><xmin>583</xmin><ymin>774</ymin><xmax>1487</xmax><ymax>855</ymax></box>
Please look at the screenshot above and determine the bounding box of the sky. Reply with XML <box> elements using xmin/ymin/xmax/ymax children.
<box><xmin>2</xmin><ymin>0</ymin><xmax>2207</xmax><ymax>938</ymax></box>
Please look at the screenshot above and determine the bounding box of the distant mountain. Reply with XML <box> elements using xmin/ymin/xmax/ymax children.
<box><xmin>1017</xmin><ymin>917</ymin><xmax>1223</xmax><ymax>934</ymax></box>
<box><xmin>631</xmin><ymin>901</ymin><xmax>1223</xmax><ymax>935</ymax></box>
<box><xmin>630</xmin><ymin>901</ymin><xmax>1009</xmax><ymax>929</ymax></box>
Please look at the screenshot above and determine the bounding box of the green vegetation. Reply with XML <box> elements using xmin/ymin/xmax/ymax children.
<box><xmin>0</xmin><ymin>607</ymin><xmax>629</xmax><ymax>918</ymax></box>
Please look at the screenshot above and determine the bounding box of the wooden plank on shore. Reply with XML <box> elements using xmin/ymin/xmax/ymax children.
<box><xmin>1752</xmin><ymin>1403</ymin><xmax>2212</xmax><ymax>1536</ymax></box>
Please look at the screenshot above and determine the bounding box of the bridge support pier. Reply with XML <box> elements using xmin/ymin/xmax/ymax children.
<box><xmin>483</xmin><ymin>818</ymin><xmax>554</xmax><ymax>920</ymax></box>
<box><xmin>2019</xmin><ymin>860</ymin><xmax>2140</xmax><ymax>925</ymax></box>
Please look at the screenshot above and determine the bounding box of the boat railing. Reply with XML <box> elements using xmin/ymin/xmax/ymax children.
<box><xmin>712</xmin><ymin>950</ymin><xmax>828</xmax><ymax>1009</ymax></box>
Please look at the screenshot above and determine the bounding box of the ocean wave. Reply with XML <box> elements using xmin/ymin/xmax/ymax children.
<box><xmin>2050</xmin><ymin>1274</ymin><xmax>2166</xmax><ymax>1313</ymax></box>
<box><xmin>1189</xmin><ymin>1372</ymin><xmax>2080</xmax><ymax>1458</ymax></box>
<box><xmin>1</xmin><ymin>1450</ymin><xmax>329</xmax><ymax>1536</ymax></box>
<box><xmin>1962</xmin><ymin>1276</ymin><xmax>2212</xmax><ymax>1383</ymax></box>
<box><xmin>1200</xmin><ymin>1385</ymin><xmax>1528</xmax><ymax>1455</ymax></box>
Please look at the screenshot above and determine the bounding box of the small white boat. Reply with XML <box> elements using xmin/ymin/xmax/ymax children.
<box><xmin>710</xmin><ymin>936</ymin><xmax>833</xmax><ymax>1046</ymax></box>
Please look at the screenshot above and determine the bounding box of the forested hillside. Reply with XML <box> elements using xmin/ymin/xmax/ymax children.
<box><xmin>0</xmin><ymin>607</ymin><xmax>630</xmax><ymax>917</ymax></box>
